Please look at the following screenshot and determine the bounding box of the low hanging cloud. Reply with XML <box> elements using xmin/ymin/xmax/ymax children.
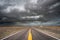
<box><xmin>0</xmin><ymin>0</ymin><xmax>60</xmax><ymax>26</ymax></box>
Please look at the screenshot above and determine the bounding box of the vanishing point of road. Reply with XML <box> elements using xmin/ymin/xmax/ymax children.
<box><xmin>1</xmin><ymin>27</ymin><xmax>57</xmax><ymax>40</ymax></box>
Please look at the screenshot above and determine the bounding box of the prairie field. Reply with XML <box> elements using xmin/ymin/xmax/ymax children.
<box><xmin>35</xmin><ymin>26</ymin><xmax>60</xmax><ymax>34</ymax></box>
<box><xmin>0</xmin><ymin>26</ymin><xmax>27</xmax><ymax>39</ymax></box>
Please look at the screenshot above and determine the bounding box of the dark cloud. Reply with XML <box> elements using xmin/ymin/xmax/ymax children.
<box><xmin>0</xmin><ymin>0</ymin><xmax>60</xmax><ymax>26</ymax></box>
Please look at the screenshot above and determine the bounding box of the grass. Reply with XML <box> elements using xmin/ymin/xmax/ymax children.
<box><xmin>35</xmin><ymin>26</ymin><xmax>60</xmax><ymax>34</ymax></box>
<box><xmin>0</xmin><ymin>26</ymin><xmax>27</xmax><ymax>39</ymax></box>
<box><xmin>35</xmin><ymin>26</ymin><xmax>60</xmax><ymax>38</ymax></box>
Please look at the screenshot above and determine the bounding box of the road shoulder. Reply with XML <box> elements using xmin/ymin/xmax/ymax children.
<box><xmin>33</xmin><ymin>27</ymin><xmax>60</xmax><ymax>40</ymax></box>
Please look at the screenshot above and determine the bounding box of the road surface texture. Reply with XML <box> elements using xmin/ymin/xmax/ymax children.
<box><xmin>32</xmin><ymin>28</ymin><xmax>57</xmax><ymax>40</ymax></box>
<box><xmin>1</xmin><ymin>28</ymin><xmax>57</xmax><ymax>40</ymax></box>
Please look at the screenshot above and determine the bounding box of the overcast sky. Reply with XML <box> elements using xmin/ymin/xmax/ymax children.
<box><xmin>0</xmin><ymin>0</ymin><xmax>60</xmax><ymax>26</ymax></box>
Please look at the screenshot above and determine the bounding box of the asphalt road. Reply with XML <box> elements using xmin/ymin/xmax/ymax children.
<box><xmin>2</xmin><ymin>29</ymin><xmax>29</xmax><ymax>40</ymax></box>
<box><xmin>32</xmin><ymin>28</ymin><xmax>57</xmax><ymax>40</ymax></box>
<box><xmin>1</xmin><ymin>28</ymin><xmax>57</xmax><ymax>40</ymax></box>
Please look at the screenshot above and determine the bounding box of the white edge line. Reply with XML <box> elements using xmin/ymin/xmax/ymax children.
<box><xmin>1</xmin><ymin>29</ymin><xmax>24</xmax><ymax>40</ymax></box>
<box><xmin>34</xmin><ymin>28</ymin><xmax>60</xmax><ymax>40</ymax></box>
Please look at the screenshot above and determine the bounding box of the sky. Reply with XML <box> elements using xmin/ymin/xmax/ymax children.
<box><xmin>0</xmin><ymin>0</ymin><xmax>60</xmax><ymax>26</ymax></box>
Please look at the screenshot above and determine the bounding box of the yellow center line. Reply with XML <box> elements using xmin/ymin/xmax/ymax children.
<box><xmin>28</xmin><ymin>29</ymin><xmax>32</xmax><ymax>40</ymax></box>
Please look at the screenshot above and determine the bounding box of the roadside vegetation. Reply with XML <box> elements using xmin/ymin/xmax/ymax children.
<box><xmin>35</xmin><ymin>26</ymin><xmax>60</xmax><ymax>34</ymax></box>
<box><xmin>0</xmin><ymin>26</ymin><xmax>27</xmax><ymax>39</ymax></box>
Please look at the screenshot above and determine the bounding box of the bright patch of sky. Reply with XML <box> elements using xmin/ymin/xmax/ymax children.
<box><xmin>3</xmin><ymin>5</ymin><xmax>26</xmax><ymax>13</ymax></box>
<box><xmin>49</xmin><ymin>2</ymin><xmax>60</xmax><ymax>9</ymax></box>
<box><xmin>30</xmin><ymin>0</ymin><xmax>38</xmax><ymax>4</ymax></box>
<box><xmin>19</xmin><ymin>21</ymin><xmax>41</xmax><ymax>26</ymax></box>
<box><xmin>21</xmin><ymin>15</ymin><xmax>43</xmax><ymax>19</ymax></box>
<box><xmin>0</xmin><ymin>0</ymin><xmax>26</xmax><ymax>13</ymax></box>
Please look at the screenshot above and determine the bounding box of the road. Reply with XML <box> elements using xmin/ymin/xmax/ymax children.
<box><xmin>1</xmin><ymin>27</ymin><xmax>57</xmax><ymax>40</ymax></box>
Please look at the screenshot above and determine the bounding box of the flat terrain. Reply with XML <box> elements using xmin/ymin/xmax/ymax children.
<box><xmin>35</xmin><ymin>26</ymin><xmax>60</xmax><ymax>39</ymax></box>
<box><xmin>35</xmin><ymin>26</ymin><xmax>60</xmax><ymax>34</ymax></box>
<box><xmin>1</xmin><ymin>27</ymin><xmax>57</xmax><ymax>40</ymax></box>
<box><xmin>0</xmin><ymin>26</ymin><xmax>27</xmax><ymax>39</ymax></box>
<box><xmin>0</xmin><ymin>26</ymin><xmax>60</xmax><ymax>40</ymax></box>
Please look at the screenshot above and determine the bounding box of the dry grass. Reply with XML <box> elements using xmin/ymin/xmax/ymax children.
<box><xmin>0</xmin><ymin>26</ymin><xmax>26</xmax><ymax>39</ymax></box>
<box><xmin>35</xmin><ymin>26</ymin><xmax>60</xmax><ymax>38</ymax></box>
<box><xmin>35</xmin><ymin>26</ymin><xmax>60</xmax><ymax>34</ymax></box>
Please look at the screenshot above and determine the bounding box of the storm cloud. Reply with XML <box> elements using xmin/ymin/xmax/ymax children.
<box><xmin>0</xmin><ymin>0</ymin><xmax>60</xmax><ymax>26</ymax></box>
